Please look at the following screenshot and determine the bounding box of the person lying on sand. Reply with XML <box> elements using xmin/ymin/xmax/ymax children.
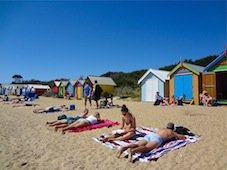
<box><xmin>59</xmin><ymin>112</ymin><xmax>101</xmax><ymax>134</ymax></box>
<box><xmin>33</xmin><ymin>105</ymin><xmax>68</xmax><ymax>113</ymax></box>
<box><xmin>12</xmin><ymin>102</ymin><xmax>39</xmax><ymax>107</ymax></box>
<box><xmin>3</xmin><ymin>98</ymin><xmax>25</xmax><ymax>104</ymax></box>
<box><xmin>47</xmin><ymin>108</ymin><xmax>89</xmax><ymax>128</ymax></box>
<box><xmin>117</xmin><ymin>122</ymin><xmax>186</xmax><ymax>162</ymax></box>
<box><xmin>100</xmin><ymin>104</ymin><xmax>136</xmax><ymax>142</ymax></box>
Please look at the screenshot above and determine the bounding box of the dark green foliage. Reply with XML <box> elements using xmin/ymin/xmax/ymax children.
<box><xmin>12</xmin><ymin>74</ymin><xmax>23</xmax><ymax>79</ymax></box>
<box><xmin>101</xmin><ymin>70</ymin><xmax>147</xmax><ymax>88</ymax></box>
<box><xmin>159</xmin><ymin>55</ymin><xmax>218</xmax><ymax>71</ymax></box>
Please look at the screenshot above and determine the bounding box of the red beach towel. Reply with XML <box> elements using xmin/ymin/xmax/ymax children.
<box><xmin>68</xmin><ymin>119</ymin><xmax>120</xmax><ymax>133</ymax></box>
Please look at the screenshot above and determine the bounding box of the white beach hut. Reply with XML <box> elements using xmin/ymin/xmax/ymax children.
<box><xmin>138</xmin><ymin>69</ymin><xmax>170</xmax><ymax>102</ymax></box>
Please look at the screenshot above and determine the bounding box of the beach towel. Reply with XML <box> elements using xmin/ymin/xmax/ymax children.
<box><xmin>93</xmin><ymin>127</ymin><xmax>199</xmax><ymax>162</ymax></box>
<box><xmin>68</xmin><ymin>119</ymin><xmax>120</xmax><ymax>133</ymax></box>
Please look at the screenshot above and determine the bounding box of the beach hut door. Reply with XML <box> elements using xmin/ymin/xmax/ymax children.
<box><xmin>202</xmin><ymin>72</ymin><xmax>216</xmax><ymax>98</ymax></box>
<box><xmin>174</xmin><ymin>74</ymin><xmax>193</xmax><ymax>100</ymax></box>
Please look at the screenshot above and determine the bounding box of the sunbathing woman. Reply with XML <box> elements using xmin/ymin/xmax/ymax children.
<box><xmin>60</xmin><ymin>112</ymin><xmax>101</xmax><ymax>134</ymax></box>
<box><xmin>33</xmin><ymin>105</ymin><xmax>68</xmax><ymax>113</ymax></box>
<box><xmin>101</xmin><ymin>104</ymin><xmax>136</xmax><ymax>142</ymax></box>
<box><xmin>47</xmin><ymin>108</ymin><xmax>89</xmax><ymax>128</ymax></box>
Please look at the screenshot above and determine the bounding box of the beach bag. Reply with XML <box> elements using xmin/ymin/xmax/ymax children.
<box><xmin>58</xmin><ymin>114</ymin><xmax>67</xmax><ymax>120</ymax></box>
<box><xmin>211</xmin><ymin>100</ymin><xmax>218</xmax><ymax>106</ymax></box>
<box><xmin>174</xmin><ymin>126</ymin><xmax>195</xmax><ymax>136</ymax></box>
<box><xmin>154</xmin><ymin>100</ymin><xmax>160</xmax><ymax>106</ymax></box>
<box><xmin>177</xmin><ymin>99</ymin><xmax>183</xmax><ymax>106</ymax></box>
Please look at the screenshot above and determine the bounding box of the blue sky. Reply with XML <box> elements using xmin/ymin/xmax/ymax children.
<box><xmin>0</xmin><ymin>1</ymin><xmax>226</xmax><ymax>83</ymax></box>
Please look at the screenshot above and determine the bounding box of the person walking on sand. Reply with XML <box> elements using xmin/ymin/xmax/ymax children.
<box><xmin>83</xmin><ymin>82</ymin><xmax>92</xmax><ymax>108</ymax></box>
<box><xmin>101</xmin><ymin>104</ymin><xmax>136</xmax><ymax>142</ymax></box>
<box><xmin>92</xmin><ymin>80</ymin><xmax>103</xmax><ymax>109</ymax></box>
<box><xmin>117</xmin><ymin>122</ymin><xmax>186</xmax><ymax>162</ymax></box>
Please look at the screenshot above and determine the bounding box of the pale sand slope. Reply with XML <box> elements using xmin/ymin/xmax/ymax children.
<box><xmin>0</xmin><ymin>96</ymin><xmax>226</xmax><ymax>170</ymax></box>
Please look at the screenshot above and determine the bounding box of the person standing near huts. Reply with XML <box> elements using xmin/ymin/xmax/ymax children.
<box><xmin>92</xmin><ymin>80</ymin><xmax>103</xmax><ymax>109</ymax></box>
<box><xmin>84</xmin><ymin>82</ymin><xmax>92</xmax><ymax>108</ymax></box>
<box><xmin>16</xmin><ymin>86</ymin><xmax>21</xmax><ymax>96</ymax></box>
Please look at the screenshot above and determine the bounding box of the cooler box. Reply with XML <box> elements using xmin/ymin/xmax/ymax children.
<box><xmin>69</xmin><ymin>104</ymin><xmax>75</xmax><ymax>110</ymax></box>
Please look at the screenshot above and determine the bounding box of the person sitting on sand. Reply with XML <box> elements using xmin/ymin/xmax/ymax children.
<box><xmin>101</xmin><ymin>104</ymin><xmax>136</xmax><ymax>142</ymax></box>
<box><xmin>154</xmin><ymin>92</ymin><xmax>169</xmax><ymax>106</ymax></box>
<box><xmin>169</xmin><ymin>95</ymin><xmax>177</xmax><ymax>106</ymax></box>
<box><xmin>117</xmin><ymin>122</ymin><xmax>186</xmax><ymax>162</ymax></box>
<box><xmin>60</xmin><ymin>112</ymin><xmax>101</xmax><ymax>134</ymax></box>
<box><xmin>47</xmin><ymin>108</ymin><xmax>89</xmax><ymax>128</ymax></box>
<box><xmin>33</xmin><ymin>105</ymin><xmax>69</xmax><ymax>113</ymax></box>
<box><xmin>200</xmin><ymin>90</ymin><xmax>213</xmax><ymax>106</ymax></box>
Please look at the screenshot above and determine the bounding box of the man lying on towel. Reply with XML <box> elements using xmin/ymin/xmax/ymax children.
<box><xmin>60</xmin><ymin>112</ymin><xmax>101</xmax><ymax>134</ymax></box>
<box><xmin>117</xmin><ymin>122</ymin><xmax>186</xmax><ymax>162</ymax></box>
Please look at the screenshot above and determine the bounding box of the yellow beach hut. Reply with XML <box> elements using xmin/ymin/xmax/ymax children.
<box><xmin>75</xmin><ymin>80</ymin><xmax>85</xmax><ymax>100</ymax></box>
<box><xmin>86</xmin><ymin>76</ymin><xmax>117</xmax><ymax>95</ymax></box>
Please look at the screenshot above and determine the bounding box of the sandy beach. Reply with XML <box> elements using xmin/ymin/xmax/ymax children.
<box><xmin>0</xmin><ymin>96</ymin><xmax>226</xmax><ymax>170</ymax></box>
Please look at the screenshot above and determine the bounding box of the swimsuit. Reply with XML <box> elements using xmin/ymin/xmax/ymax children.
<box><xmin>144</xmin><ymin>132</ymin><xmax>163</xmax><ymax>147</ymax></box>
<box><xmin>86</xmin><ymin>115</ymin><xmax>98</xmax><ymax>125</ymax></box>
<box><xmin>77</xmin><ymin>115</ymin><xmax>98</xmax><ymax>125</ymax></box>
<box><xmin>66</xmin><ymin>116</ymin><xmax>81</xmax><ymax>124</ymax></box>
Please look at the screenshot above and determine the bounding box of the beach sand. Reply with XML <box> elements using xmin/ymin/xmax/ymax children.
<box><xmin>0</xmin><ymin>96</ymin><xmax>226</xmax><ymax>170</ymax></box>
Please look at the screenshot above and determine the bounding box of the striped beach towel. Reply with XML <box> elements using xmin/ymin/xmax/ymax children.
<box><xmin>93</xmin><ymin>127</ymin><xmax>199</xmax><ymax>162</ymax></box>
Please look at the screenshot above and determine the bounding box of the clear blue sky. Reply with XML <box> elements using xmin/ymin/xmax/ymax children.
<box><xmin>0</xmin><ymin>1</ymin><xmax>226</xmax><ymax>83</ymax></box>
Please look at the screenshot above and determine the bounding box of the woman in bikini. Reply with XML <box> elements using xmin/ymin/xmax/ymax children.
<box><xmin>101</xmin><ymin>104</ymin><xmax>136</xmax><ymax>142</ymax></box>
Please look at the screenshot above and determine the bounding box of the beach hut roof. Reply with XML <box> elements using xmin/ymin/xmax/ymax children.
<box><xmin>168</xmin><ymin>62</ymin><xmax>205</xmax><ymax>76</ymax></box>
<box><xmin>54</xmin><ymin>81</ymin><xmax>61</xmax><ymax>87</ymax></box>
<box><xmin>138</xmin><ymin>69</ymin><xmax>170</xmax><ymax>84</ymax></box>
<box><xmin>204</xmin><ymin>51</ymin><xmax>226</xmax><ymax>72</ymax></box>
<box><xmin>77</xmin><ymin>79</ymin><xmax>85</xmax><ymax>85</ymax></box>
<box><xmin>60</xmin><ymin>81</ymin><xmax>68</xmax><ymax>87</ymax></box>
<box><xmin>69</xmin><ymin>80</ymin><xmax>77</xmax><ymax>86</ymax></box>
<box><xmin>87</xmin><ymin>76</ymin><xmax>117</xmax><ymax>86</ymax></box>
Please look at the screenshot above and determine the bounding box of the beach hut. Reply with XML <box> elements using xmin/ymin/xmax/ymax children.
<box><xmin>75</xmin><ymin>79</ymin><xmax>85</xmax><ymax>100</ymax></box>
<box><xmin>86</xmin><ymin>76</ymin><xmax>117</xmax><ymax>94</ymax></box>
<box><xmin>203</xmin><ymin>51</ymin><xmax>227</xmax><ymax>103</ymax></box>
<box><xmin>52</xmin><ymin>81</ymin><xmax>61</xmax><ymax>96</ymax></box>
<box><xmin>168</xmin><ymin>62</ymin><xmax>204</xmax><ymax>105</ymax></box>
<box><xmin>138</xmin><ymin>69</ymin><xmax>170</xmax><ymax>102</ymax></box>
<box><xmin>58</xmin><ymin>81</ymin><xmax>68</xmax><ymax>98</ymax></box>
<box><xmin>66</xmin><ymin>80</ymin><xmax>77</xmax><ymax>97</ymax></box>
<box><xmin>27</xmin><ymin>84</ymin><xmax>50</xmax><ymax>96</ymax></box>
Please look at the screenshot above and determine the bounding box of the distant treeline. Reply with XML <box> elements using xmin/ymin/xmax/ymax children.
<box><xmin>102</xmin><ymin>55</ymin><xmax>218</xmax><ymax>89</ymax></box>
<box><xmin>159</xmin><ymin>55</ymin><xmax>218</xmax><ymax>71</ymax></box>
